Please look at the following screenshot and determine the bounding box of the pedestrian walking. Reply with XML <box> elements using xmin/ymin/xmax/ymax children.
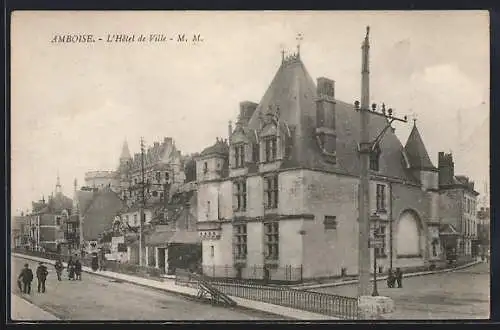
<box><xmin>395</xmin><ymin>267</ymin><xmax>403</xmax><ymax>288</ymax></box>
<box><xmin>387</xmin><ymin>268</ymin><xmax>395</xmax><ymax>288</ymax></box>
<box><xmin>74</xmin><ymin>259</ymin><xmax>82</xmax><ymax>280</ymax></box>
<box><xmin>54</xmin><ymin>259</ymin><xmax>64</xmax><ymax>281</ymax></box>
<box><xmin>18</xmin><ymin>263</ymin><xmax>34</xmax><ymax>294</ymax></box>
<box><xmin>36</xmin><ymin>262</ymin><xmax>49</xmax><ymax>293</ymax></box>
<box><xmin>91</xmin><ymin>253</ymin><xmax>99</xmax><ymax>272</ymax></box>
<box><xmin>67</xmin><ymin>257</ymin><xmax>75</xmax><ymax>280</ymax></box>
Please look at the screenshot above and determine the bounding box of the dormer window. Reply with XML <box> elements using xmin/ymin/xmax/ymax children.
<box><xmin>264</xmin><ymin>136</ymin><xmax>277</xmax><ymax>163</ymax></box>
<box><xmin>234</xmin><ymin>143</ymin><xmax>245</xmax><ymax>168</ymax></box>
<box><xmin>370</xmin><ymin>144</ymin><xmax>381</xmax><ymax>171</ymax></box>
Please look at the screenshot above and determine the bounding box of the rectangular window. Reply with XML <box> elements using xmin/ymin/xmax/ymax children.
<box><xmin>324</xmin><ymin>216</ymin><xmax>337</xmax><ymax>230</ymax></box>
<box><xmin>376</xmin><ymin>184</ymin><xmax>386</xmax><ymax>212</ymax></box>
<box><xmin>264</xmin><ymin>137</ymin><xmax>277</xmax><ymax>163</ymax></box>
<box><xmin>56</xmin><ymin>217</ymin><xmax>61</xmax><ymax>226</ymax></box>
<box><xmin>375</xmin><ymin>225</ymin><xmax>386</xmax><ymax>257</ymax></box>
<box><xmin>234</xmin><ymin>144</ymin><xmax>245</xmax><ymax>168</ymax></box>
<box><xmin>370</xmin><ymin>150</ymin><xmax>380</xmax><ymax>171</ymax></box>
<box><xmin>133</xmin><ymin>214</ymin><xmax>138</xmax><ymax>226</ymax></box>
<box><xmin>67</xmin><ymin>223</ymin><xmax>73</xmax><ymax>232</ymax></box>
<box><xmin>253</xmin><ymin>144</ymin><xmax>260</xmax><ymax>163</ymax></box>
<box><xmin>233</xmin><ymin>181</ymin><xmax>247</xmax><ymax>211</ymax></box>
<box><xmin>264</xmin><ymin>222</ymin><xmax>279</xmax><ymax>260</ymax></box>
<box><xmin>210</xmin><ymin>245</ymin><xmax>215</xmax><ymax>257</ymax></box>
<box><xmin>233</xmin><ymin>224</ymin><xmax>247</xmax><ymax>259</ymax></box>
<box><xmin>156</xmin><ymin>172</ymin><xmax>161</xmax><ymax>181</ymax></box>
<box><xmin>203</xmin><ymin>162</ymin><xmax>208</xmax><ymax>174</ymax></box>
<box><xmin>264</xmin><ymin>175</ymin><xmax>279</xmax><ymax>209</ymax></box>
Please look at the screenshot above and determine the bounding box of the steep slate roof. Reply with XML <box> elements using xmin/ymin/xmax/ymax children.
<box><xmin>404</xmin><ymin>123</ymin><xmax>436</xmax><ymax>170</ymax></box>
<box><xmin>81</xmin><ymin>189</ymin><xmax>124</xmax><ymax>241</ymax></box>
<box><xmin>246</xmin><ymin>56</ymin><xmax>418</xmax><ymax>183</ymax></box>
<box><xmin>47</xmin><ymin>192</ymin><xmax>73</xmax><ymax>213</ymax></box>
<box><xmin>76</xmin><ymin>189</ymin><xmax>96</xmax><ymax>214</ymax></box>
<box><xmin>200</xmin><ymin>139</ymin><xmax>229</xmax><ymax>157</ymax></box>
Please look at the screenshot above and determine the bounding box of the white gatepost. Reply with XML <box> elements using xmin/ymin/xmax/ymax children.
<box><xmin>155</xmin><ymin>247</ymin><xmax>159</xmax><ymax>268</ymax></box>
<box><xmin>145</xmin><ymin>246</ymin><xmax>149</xmax><ymax>266</ymax></box>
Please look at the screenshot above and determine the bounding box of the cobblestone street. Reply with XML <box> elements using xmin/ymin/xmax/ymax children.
<box><xmin>11</xmin><ymin>257</ymin><xmax>284</xmax><ymax>320</ymax></box>
<box><xmin>310</xmin><ymin>262</ymin><xmax>490</xmax><ymax>319</ymax></box>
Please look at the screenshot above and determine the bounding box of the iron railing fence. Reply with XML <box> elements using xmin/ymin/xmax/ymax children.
<box><xmin>175</xmin><ymin>268</ymin><xmax>358</xmax><ymax>320</ymax></box>
<box><xmin>201</xmin><ymin>264</ymin><xmax>303</xmax><ymax>284</ymax></box>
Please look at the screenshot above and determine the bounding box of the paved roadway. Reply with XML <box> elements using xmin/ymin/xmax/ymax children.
<box><xmin>311</xmin><ymin>262</ymin><xmax>490</xmax><ymax>319</ymax></box>
<box><xmin>11</xmin><ymin>256</ymin><xmax>284</xmax><ymax>321</ymax></box>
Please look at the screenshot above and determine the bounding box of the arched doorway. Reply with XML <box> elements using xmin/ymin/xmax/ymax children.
<box><xmin>396</xmin><ymin>210</ymin><xmax>423</xmax><ymax>257</ymax></box>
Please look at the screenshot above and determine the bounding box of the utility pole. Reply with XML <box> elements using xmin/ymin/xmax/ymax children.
<box><xmin>139</xmin><ymin>137</ymin><xmax>146</xmax><ymax>266</ymax></box>
<box><xmin>355</xmin><ymin>26</ymin><xmax>408</xmax><ymax>297</ymax></box>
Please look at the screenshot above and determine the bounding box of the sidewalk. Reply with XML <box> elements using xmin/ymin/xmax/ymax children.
<box><xmin>11</xmin><ymin>294</ymin><xmax>60</xmax><ymax>321</ymax></box>
<box><xmin>12</xmin><ymin>253</ymin><xmax>337</xmax><ymax>320</ymax></box>
<box><xmin>291</xmin><ymin>260</ymin><xmax>482</xmax><ymax>290</ymax></box>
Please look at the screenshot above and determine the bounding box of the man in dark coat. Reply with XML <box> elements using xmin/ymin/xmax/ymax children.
<box><xmin>74</xmin><ymin>259</ymin><xmax>82</xmax><ymax>280</ymax></box>
<box><xmin>18</xmin><ymin>263</ymin><xmax>34</xmax><ymax>294</ymax></box>
<box><xmin>36</xmin><ymin>262</ymin><xmax>49</xmax><ymax>293</ymax></box>
<box><xmin>67</xmin><ymin>257</ymin><xmax>75</xmax><ymax>280</ymax></box>
<box><xmin>395</xmin><ymin>267</ymin><xmax>403</xmax><ymax>288</ymax></box>
<box><xmin>54</xmin><ymin>259</ymin><xmax>64</xmax><ymax>281</ymax></box>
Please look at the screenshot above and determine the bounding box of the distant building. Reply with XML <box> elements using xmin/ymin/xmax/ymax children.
<box><xmin>28</xmin><ymin>176</ymin><xmax>73</xmax><ymax>252</ymax></box>
<box><xmin>117</xmin><ymin>138</ymin><xmax>186</xmax><ymax>205</ymax></box>
<box><xmin>196</xmin><ymin>49</ymin><xmax>479</xmax><ymax>281</ymax></box>
<box><xmin>72</xmin><ymin>183</ymin><xmax>124</xmax><ymax>254</ymax></box>
<box><xmin>476</xmin><ymin>206</ymin><xmax>490</xmax><ymax>256</ymax></box>
<box><xmin>437</xmin><ymin>153</ymin><xmax>480</xmax><ymax>259</ymax></box>
<box><xmin>12</xmin><ymin>214</ymin><xmax>29</xmax><ymax>248</ymax></box>
<box><xmin>84</xmin><ymin>171</ymin><xmax>120</xmax><ymax>192</ymax></box>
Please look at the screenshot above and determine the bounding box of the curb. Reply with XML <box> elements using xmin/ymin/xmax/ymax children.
<box><xmin>293</xmin><ymin>260</ymin><xmax>482</xmax><ymax>290</ymax></box>
<box><xmin>12</xmin><ymin>253</ymin><xmax>331</xmax><ymax>320</ymax></box>
<box><xmin>11</xmin><ymin>293</ymin><xmax>61</xmax><ymax>321</ymax></box>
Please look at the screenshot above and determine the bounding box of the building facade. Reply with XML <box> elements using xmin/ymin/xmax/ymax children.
<box><xmin>437</xmin><ymin>153</ymin><xmax>480</xmax><ymax>260</ymax></box>
<box><xmin>196</xmin><ymin>49</ymin><xmax>479</xmax><ymax>281</ymax></box>
<box><xmin>28</xmin><ymin>177</ymin><xmax>73</xmax><ymax>252</ymax></box>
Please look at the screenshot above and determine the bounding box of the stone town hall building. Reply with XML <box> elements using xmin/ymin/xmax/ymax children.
<box><xmin>196</xmin><ymin>47</ymin><xmax>478</xmax><ymax>281</ymax></box>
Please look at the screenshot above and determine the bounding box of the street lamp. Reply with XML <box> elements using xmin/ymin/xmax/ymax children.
<box><xmin>371</xmin><ymin>213</ymin><xmax>381</xmax><ymax>296</ymax></box>
<box><xmin>355</xmin><ymin>26</ymin><xmax>409</xmax><ymax>298</ymax></box>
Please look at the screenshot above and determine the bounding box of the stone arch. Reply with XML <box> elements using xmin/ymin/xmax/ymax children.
<box><xmin>396</xmin><ymin>209</ymin><xmax>425</xmax><ymax>257</ymax></box>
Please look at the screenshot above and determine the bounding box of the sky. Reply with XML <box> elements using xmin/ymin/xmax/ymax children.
<box><xmin>10</xmin><ymin>11</ymin><xmax>490</xmax><ymax>214</ymax></box>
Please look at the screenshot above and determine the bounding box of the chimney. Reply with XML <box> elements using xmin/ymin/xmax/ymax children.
<box><xmin>317</xmin><ymin>77</ymin><xmax>335</xmax><ymax>99</ymax></box>
<box><xmin>238</xmin><ymin>101</ymin><xmax>258</xmax><ymax>125</ymax></box>
<box><xmin>315</xmin><ymin>77</ymin><xmax>337</xmax><ymax>158</ymax></box>
<box><xmin>438</xmin><ymin>152</ymin><xmax>454</xmax><ymax>186</ymax></box>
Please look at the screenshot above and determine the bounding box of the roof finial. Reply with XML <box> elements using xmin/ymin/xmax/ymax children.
<box><xmin>296</xmin><ymin>33</ymin><xmax>303</xmax><ymax>58</ymax></box>
<box><xmin>56</xmin><ymin>171</ymin><xmax>61</xmax><ymax>194</ymax></box>
<box><xmin>365</xmin><ymin>26</ymin><xmax>370</xmax><ymax>41</ymax></box>
<box><xmin>413</xmin><ymin>118</ymin><xmax>417</xmax><ymax>126</ymax></box>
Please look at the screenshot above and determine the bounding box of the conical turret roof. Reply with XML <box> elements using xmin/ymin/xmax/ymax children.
<box><xmin>404</xmin><ymin>122</ymin><xmax>436</xmax><ymax>170</ymax></box>
<box><xmin>120</xmin><ymin>140</ymin><xmax>132</xmax><ymax>160</ymax></box>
